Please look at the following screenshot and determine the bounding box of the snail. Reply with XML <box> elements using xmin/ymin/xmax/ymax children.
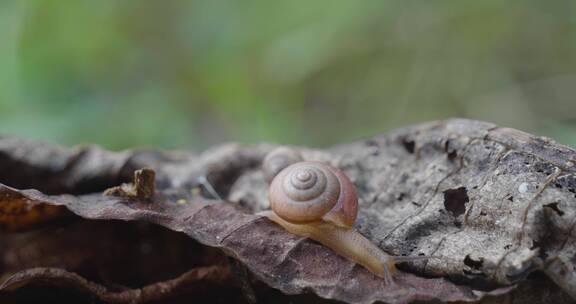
<box><xmin>260</xmin><ymin>147</ymin><xmax>428</xmax><ymax>284</ymax></box>
<box><xmin>262</xmin><ymin>146</ymin><xmax>304</xmax><ymax>182</ymax></box>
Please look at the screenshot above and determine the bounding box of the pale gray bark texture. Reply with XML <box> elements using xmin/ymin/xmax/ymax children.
<box><xmin>229</xmin><ymin>119</ymin><xmax>576</xmax><ymax>301</ymax></box>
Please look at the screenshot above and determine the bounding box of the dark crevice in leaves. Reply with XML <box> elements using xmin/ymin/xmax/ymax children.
<box><xmin>400</xmin><ymin>138</ymin><xmax>415</xmax><ymax>154</ymax></box>
<box><xmin>544</xmin><ymin>202</ymin><xmax>565</xmax><ymax>216</ymax></box>
<box><xmin>444</xmin><ymin>139</ymin><xmax>458</xmax><ymax>161</ymax></box>
<box><xmin>464</xmin><ymin>255</ymin><xmax>484</xmax><ymax>270</ymax></box>
<box><xmin>443</xmin><ymin>187</ymin><xmax>469</xmax><ymax>217</ymax></box>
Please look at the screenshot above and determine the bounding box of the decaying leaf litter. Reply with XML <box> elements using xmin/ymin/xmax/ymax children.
<box><xmin>1</xmin><ymin>119</ymin><xmax>575</xmax><ymax>303</ymax></box>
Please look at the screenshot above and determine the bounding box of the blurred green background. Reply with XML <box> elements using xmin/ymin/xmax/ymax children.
<box><xmin>1</xmin><ymin>0</ymin><xmax>575</xmax><ymax>151</ymax></box>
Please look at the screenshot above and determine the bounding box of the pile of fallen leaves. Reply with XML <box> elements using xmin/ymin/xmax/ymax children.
<box><xmin>1</xmin><ymin>119</ymin><xmax>575</xmax><ymax>304</ymax></box>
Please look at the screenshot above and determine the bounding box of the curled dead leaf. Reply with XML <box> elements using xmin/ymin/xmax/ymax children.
<box><xmin>1</xmin><ymin>119</ymin><xmax>575</xmax><ymax>303</ymax></box>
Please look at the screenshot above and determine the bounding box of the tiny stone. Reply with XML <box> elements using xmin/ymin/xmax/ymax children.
<box><xmin>518</xmin><ymin>182</ymin><xmax>530</xmax><ymax>194</ymax></box>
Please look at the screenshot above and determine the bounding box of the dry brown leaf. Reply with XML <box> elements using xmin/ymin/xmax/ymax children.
<box><xmin>1</xmin><ymin>119</ymin><xmax>575</xmax><ymax>303</ymax></box>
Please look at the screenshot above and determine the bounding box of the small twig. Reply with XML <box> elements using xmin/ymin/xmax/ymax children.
<box><xmin>104</xmin><ymin>168</ymin><xmax>156</xmax><ymax>202</ymax></box>
<box><xmin>197</xmin><ymin>175</ymin><xmax>223</xmax><ymax>200</ymax></box>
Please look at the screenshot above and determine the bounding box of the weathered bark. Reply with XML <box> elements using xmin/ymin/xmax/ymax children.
<box><xmin>1</xmin><ymin>119</ymin><xmax>575</xmax><ymax>303</ymax></box>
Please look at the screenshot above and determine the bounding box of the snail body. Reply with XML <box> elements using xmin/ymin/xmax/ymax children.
<box><xmin>259</xmin><ymin>210</ymin><xmax>396</xmax><ymax>283</ymax></box>
<box><xmin>261</xmin><ymin>149</ymin><xmax>410</xmax><ymax>284</ymax></box>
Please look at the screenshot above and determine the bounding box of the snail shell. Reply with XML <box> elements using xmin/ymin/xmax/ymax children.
<box><xmin>262</xmin><ymin>147</ymin><xmax>303</xmax><ymax>182</ymax></box>
<box><xmin>263</xmin><ymin>159</ymin><xmax>430</xmax><ymax>283</ymax></box>
<box><xmin>269</xmin><ymin>161</ymin><xmax>358</xmax><ymax>228</ymax></box>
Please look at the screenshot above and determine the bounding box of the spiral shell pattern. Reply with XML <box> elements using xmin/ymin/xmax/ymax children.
<box><xmin>269</xmin><ymin>161</ymin><xmax>344</xmax><ymax>224</ymax></box>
